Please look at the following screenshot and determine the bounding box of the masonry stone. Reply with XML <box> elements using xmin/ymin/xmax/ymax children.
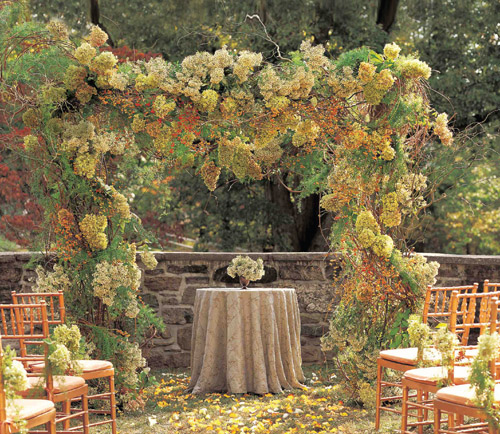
<box><xmin>0</xmin><ymin>251</ymin><xmax>499</xmax><ymax>369</ymax></box>
<box><xmin>181</xmin><ymin>286</ymin><xmax>198</xmax><ymax>305</ymax></box>
<box><xmin>141</xmin><ymin>293</ymin><xmax>160</xmax><ymax>310</ymax></box>
<box><xmin>185</xmin><ymin>275</ymin><xmax>210</xmax><ymax>285</ymax></box>
<box><xmin>162</xmin><ymin>307</ymin><xmax>194</xmax><ymax>325</ymax></box>
<box><xmin>144</xmin><ymin>275</ymin><xmax>182</xmax><ymax>292</ymax></box>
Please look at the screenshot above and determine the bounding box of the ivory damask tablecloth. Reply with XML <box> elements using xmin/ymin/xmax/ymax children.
<box><xmin>187</xmin><ymin>288</ymin><xmax>305</xmax><ymax>394</ymax></box>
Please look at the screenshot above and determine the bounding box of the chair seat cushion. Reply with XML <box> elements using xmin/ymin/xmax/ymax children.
<box><xmin>436</xmin><ymin>384</ymin><xmax>500</xmax><ymax>406</ymax></box>
<box><xmin>30</xmin><ymin>359</ymin><xmax>113</xmax><ymax>374</ymax></box>
<box><xmin>21</xmin><ymin>375</ymin><xmax>86</xmax><ymax>396</ymax></box>
<box><xmin>380</xmin><ymin>347</ymin><xmax>441</xmax><ymax>365</ymax></box>
<box><xmin>9</xmin><ymin>399</ymin><xmax>54</xmax><ymax>420</ymax></box>
<box><xmin>404</xmin><ymin>366</ymin><xmax>471</xmax><ymax>385</ymax></box>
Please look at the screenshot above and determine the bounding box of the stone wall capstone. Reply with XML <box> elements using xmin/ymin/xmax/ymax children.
<box><xmin>0</xmin><ymin>251</ymin><xmax>499</xmax><ymax>368</ymax></box>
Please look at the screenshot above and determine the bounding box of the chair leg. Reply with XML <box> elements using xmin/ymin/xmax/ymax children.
<box><xmin>62</xmin><ymin>399</ymin><xmax>71</xmax><ymax>431</ymax></box>
<box><xmin>109</xmin><ymin>374</ymin><xmax>118</xmax><ymax>434</ymax></box>
<box><xmin>448</xmin><ymin>410</ymin><xmax>455</xmax><ymax>430</ymax></box>
<box><xmin>82</xmin><ymin>392</ymin><xmax>90</xmax><ymax>434</ymax></box>
<box><xmin>401</xmin><ymin>384</ymin><xmax>408</xmax><ymax>433</ymax></box>
<box><xmin>417</xmin><ymin>388</ymin><xmax>424</xmax><ymax>434</ymax></box>
<box><xmin>47</xmin><ymin>419</ymin><xmax>56</xmax><ymax>434</ymax></box>
<box><xmin>434</xmin><ymin>407</ymin><xmax>441</xmax><ymax>434</ymax></box>
<box><xmin>423</xmin><ymin>391</ymin><xmax>429</xmax><ymax>424</ymax></box>
<box><xmin>375</xmin><ymin>361</ymin><xmax>383</xmax><ymax>430</ymax></box>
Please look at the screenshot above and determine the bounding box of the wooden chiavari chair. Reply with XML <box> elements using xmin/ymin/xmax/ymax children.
<box><xmin>401</xmin><ymin>291</ymin><xmax>500</xmax><ymax>433</ymax></box>
<box><xmin>0</xmin><ymin>302</ymin><xmax>89</xmax><ymax>434</ymax></box>
<box><xmin>0</xmin><ymin>335</ymin><xmax>56</xmax><ymax>434</ymax></box>
<box><xmin>433</xmin><ymin>297</ymin><xmax>500</xmax><ymax>434</ymax></box>
<box><xmin>12</xmin><ymin>292</ymin><xmax>116</xmax><ymax>434</ymax></box>
<box><xmin>375</xmin><ymin>283</ymin><xmax>479</xmax><ymax>430</ymax></box>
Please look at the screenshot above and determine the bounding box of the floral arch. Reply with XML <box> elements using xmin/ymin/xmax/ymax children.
<box><xmin>0</xmin><ymin>5</ymin><xmax>453</xmax><ymax>399</ymax></box>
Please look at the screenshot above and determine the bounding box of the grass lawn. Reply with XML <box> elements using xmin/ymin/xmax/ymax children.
<box><xmin>92</xmin><ymin>364</ymin><xmax>403</xmax><ymax>433</ymax></box>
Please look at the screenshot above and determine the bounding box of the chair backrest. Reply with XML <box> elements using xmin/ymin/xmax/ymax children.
<box><xmin>0</xmin><ymin>302</ymin><xmax>49</xmax><ymax>366</ymax></box>
<box><xmin>422</xmin><ymin>283</ymin><xmax>479</xmax><ymax>330</ymax></box>
<box><xmin>11</xmin><ymin>291</ymin><xmax>65</xmax><ymax>326</ymax></box>
<box><xmin>449</xmin><ymin>290</ymin><xmax>500</xmax><ymax>345</ymax></box>
<box><xmin>446</xmin><ymin>296</ymin><xmax>499</xmax><ymax>384</ymax></box>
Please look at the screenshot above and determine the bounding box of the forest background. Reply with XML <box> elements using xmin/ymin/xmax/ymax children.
<box><xmin>1</xmin><ymin>0</ymin><xmax>499</xmax><ymax>255</ymax></box>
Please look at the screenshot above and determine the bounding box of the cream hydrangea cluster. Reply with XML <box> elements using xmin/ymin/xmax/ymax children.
<box><xmin>35</xmin><ymin>264</ymin><xmax>71</xmax><ymax>293</ymax></box>
<box><xmin>327</xmin><ymin>66</ymin><xmax>361</xmax><ymax>99</ymax></box>
<box><xmin>109</xmin><ymin>71</ymin><xmax>128</xmax><ymax>91</ymax></box>
<box><xmin>48</xmin><ymin>343</ymin><xmax>72</xmax><ymax>372</ymax></box>
<box><xmin>476</xmin><ymin>332</ymin><xmax>500</xmax><ymax>361</ymax></box>
<box><xmin>380</xmin><ymin>192</ymin><xmax>402</xmax><ymax>227</ymax></box>
<box><xmin>300</xmin><ymin>40</ymin><xmax>328</xmax><ymax>71</ymax></box>
<box><xmin>198</xmin><ymin>89</ymin><xmax>219</xmax><ymax>112</ymax></box>
<box><xmin>434</xmin><ymin>113</ymin><xmax>454</xmax><ymax>146</ymax></box>
<box><xmin>47</xmin><ymin>20</ymin><xmax>69</xmax><ymax>41</ymax></box>
<box><xmin>231</xmin><ymin>141</ymin><xmax>262</xmax><ymax>180</ymax></box>
<box><xmin>407</xmin><ymin>315</ymin><xmax>431</xmax><ymax>365</ymax></box>
<box><xmin>22</xmin><ymin>108</ymin><xmax>41</xmax><ymax>128</ymax></box>
<box><xmin>383</xmin><ymin>43</ymin><xmax>401</xmax><ymax>61</ymax></box>
<box><xmin>355</xmin><ymin>211</ymin><xmax>394</xmax><ymax>258</ymax></box>
<box><xmin>292</xmin><ymin>119</ymin><xmax>320</xmax><ymax>147</ymax></box>
<box><xmin>395</xmin><ymin>56</ymin><xmax>432</xmax><ymax>80</ymax></box>
<box><xmin>355</xmin><ymin>211</ymin><xmax>380</xmax><ymax>248</ymax></box>
<box><xmin>109</xmin><ymin>186</ymin><xmax>131</xmax><ymax>220</ymax></box>
<box><xmin>376</xmin><ymin>134</ymin><xmax>396</xmax><ymax>161</ymax></box>
<box><xmin>41</xmin><ymin>85</ymin><xmax>66</xmax><ymax>105</ymax></box>
<box><xmin>88</xmin><ymin>25</ymin><xmax>108</xmax><ymax>48</ymax></box>
<box><xmin>362</xmin><ymin>69</ymin><xmax>395</xmax><ymax>105</ymax></box>
<box><xmin>233</xmin><ymin>51</ymin><xmax>263</xmax><ymax>83</ymax></box>
<box><xmin>358</xmin><ymin>62</ymin><xmax>376</xmax><ymax>84</ymax></box>
<box><xmin>227</xmin><ymin>255</ymin><xmax>265</xmax><ymax>282</ymax></box>
<box><xmin>152</xmin><ymin>47</ymin><xmax>238</xmax><ymax>101</ymax></box>
<box><xmin>395</xmin><ymin>173</ymin><xmax>428</xmax><ymax>213</ymax></box>
<box><xmin>200</xmin><ymin>159</ymin><xmax>221</xmax><ymax>191</ymax></box>
<box><xmin>131</xmin><ymin>114</ymin><xmax>146</xmax><ymax>133</ymax></box>
<box><xmin>139</xmin><ymin>251</ymin><xmax>158</xmax><ymax>270</ymax></box>
<box><xmin>74</xmin><ymin>42</ymin><xmax>96</xmax><ymax>66</ymax></box>
<box><xmin>89</xmin><ymin>52</ymin><xmax>117</xmax><ymax>76</ymax></box>
<box><xmin>64</xmin><ymin>65</ymin><xmax>87</xmax><ymax>91</ymax></box>
<box><xmin>53</xmin><ymin>324</ymin><xmax>81</xmax><ymax>354</ymax></box>
<box><xmin>23</xmin><ymin>134</ymin><xmax>38</xmax><ymax>152</ymax></box>
<box><xmin>117</xmin><ymin>341</ymin><xmax>146</xmax><ymax>387</ymax></box>
<box><xmin>124</xmin><ymin>299</ymin><xmax>140</xmax><ymax>319</ymax></box>
<box><xmin>259</xmin><ymin>65</ymin><xmax>315</xmax><ymax>101</ymax></box>
<box><xmin>253</xmin><ymin>139</ymin><xmax>283</xmax><ymax>165</ymax></box>
<box><xmin>3</xmin><ymin>354</ymin><xmax>29</xmax><ymax>399</ymax></box>
<box><xmin>153</xmin><ymin>95</ymin><xmax>176</xmax><ymax>118</ymax></box>
<box><xmin>79</xmin><ymin>214</ymin><xmax>108</xmax><ymax>251</ymax></box>
<box><xmin>74</xmin><ymin>153</ymin><xmax>98</xmax><ymax>178</ymax></box>
<box><xmin>372</xmin><ymin>234</ymin><xmax>394</xmax><ymax>258</ymax></box>
<box><xmin>92</xmin><ymin>260</ymin><xmax>141</xmax><ymax>309</ymax></box>
<box><xmin>70</xmin><ymin>35</ymin><xmax>118</xmax><ymax>100</ymax></box>
<box><xmin>404</xmin><ymin>254</ymin><xmax>439</xmax><ymax>288</ymax></box>
<box><xmin>265</xmin><ymin>95</ymin><xmax>290</xmax><ymax>111</ymax></box>
<box><xmin>434</xmin><ymin>327</ymin><xmax>458</xmax><ymax>375</ymax></box>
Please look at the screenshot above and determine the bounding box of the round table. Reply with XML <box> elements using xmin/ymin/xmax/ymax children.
<box><xmin>187</xmin><ymin>287</ymin><xmax>305</xmax><ymax>394</ymax></box>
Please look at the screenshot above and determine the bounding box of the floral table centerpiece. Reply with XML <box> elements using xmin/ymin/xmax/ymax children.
<box><xmin>227</xmin><ymin>255</ymin><xmax>265</xmax><ymax>289</ymax></box>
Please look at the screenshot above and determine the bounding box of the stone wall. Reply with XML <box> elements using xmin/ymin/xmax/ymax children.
<box><xmin>1</xmin><ymin>251</ymin><xmax>499</xmax><ymax>368</ymax></box>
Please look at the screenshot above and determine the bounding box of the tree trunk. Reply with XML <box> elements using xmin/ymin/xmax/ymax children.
<box><xmin>89</xmin><ymin>0</ymin><xmax>115</xmax><ymax>47</ymax></box>
<box><xmin>265</xmin><ymin>177</ymin><xmax>328</xmax><ymax>251</ymax></box>
<box><xmin>376</xmin><ymin>0</ymin><xmax>399</xmax><ymax>32</ymax></box>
